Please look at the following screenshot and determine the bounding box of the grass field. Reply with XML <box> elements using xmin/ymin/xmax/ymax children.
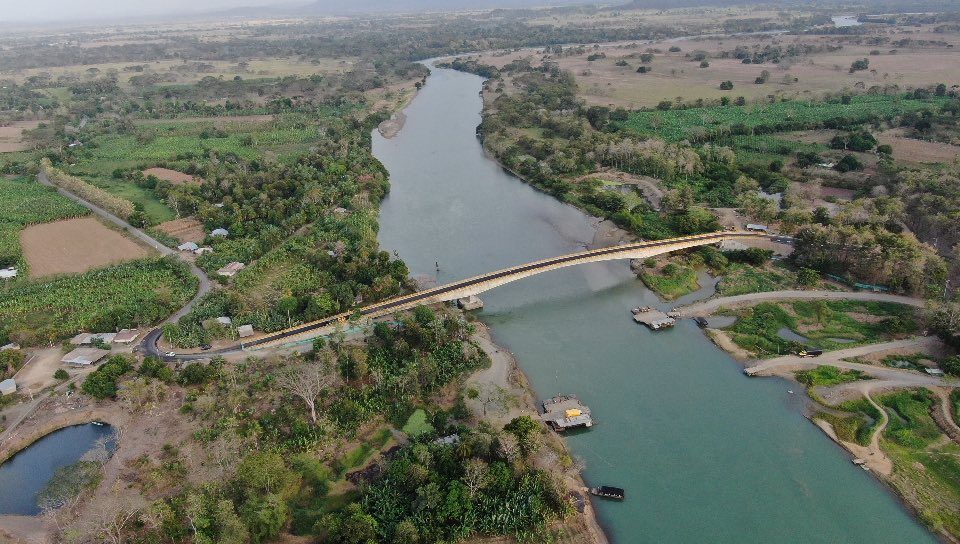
<box><xmin>85</xmin><ymin>176</ymin><xmax>175</xmax><ymax>224</ymax></box>
<box><xmin>879</xmin><ymin>389</ymin><xmax>960</xmax><ymax>536</ymax></box>
<box><xmin>794</xmin><ymin>365</ymin><xmax>866</xmax><ymax>387</ymax></box>
<box><xmin>0</xmin><ymin>257</ymin><xmax>197</xmax><ymax>346</ymax></box>
<box><xmin>640</xmin><ymin>262</ymin><xmax>700</xmax><ymax>300</ymax></box>
<box><xmin>726</xmin><ymin>300</ymin><xmax>917</xmax><ymax>357</ymax></box>
<box><xmin>617</xmin><ymin>95</ymin><xmax>948</xmax><ymax>142</ymax></box>
<box><xmin>716</xmin><ymin>262</ymin><xmax>802</xmax><ymax>296</ymax></box>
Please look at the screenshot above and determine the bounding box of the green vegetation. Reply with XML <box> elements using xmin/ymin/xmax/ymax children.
<box><xmin>640</xmin><ymin>262</ymin><xmax>700</xmax><ymax>300</ymax></box>
<box><xmin>401</xmin><ymin>408</ymin><xmax>435</xmax><ymax>437</ymax></box>
<box><xmin>794</xmin><ymin>365</ymin><xmax>867</xmax><ymax>387</ymax></box>
<box><xmin>818</xmin><ymin>397</ymin><xmax>882</xmax><ymax>446</ymax></box>
<box><xmin>0</xmin><ymin>176</ymin><xmax>88</xmax><ymax>270</ymax></box>
<box><xmin>85</xmin><ymin>175</ymin><xmax>174</xmax><ymax>224</ymax></box>
<box><xmin>0</xmin><ymin>257</ymin><xmax>197</xmax><ymax>346</ymax></box>
<box><xmin>81</xmin><ymin>355</ymin><xmax>134</xmax><ymax>399</ymax></box>
<box><xmin>717</xmin><ymin>262</ymin><xmax>802</xmax><ymax>296</ymax></box>
<box><xmin>41</xmin><ymin>159</ymin><xmax>134</xmax><ymax>220</ymax></box>
<box><xmin>617</xmin><ymin>95</ymin><xmax>948</xmax><ymax>143</ymax></box>
<box><xmin>727</xmin><ymin>300</ymin><xmax>917</xmax><ymax>357</ymax></box>
<box><xmin>877</xmin><ymin>389</ymin><xmax>960</xmax><ymax>535</ymax></box>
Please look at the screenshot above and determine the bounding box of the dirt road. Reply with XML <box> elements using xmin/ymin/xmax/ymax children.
<box><xmin>744</xmin><ymin>337</ymin><xmax>950</xmax><ymax>389</ymax></box>
<box><xmin>678</xmin><ymin>289</ymin><xmax>925</xmax><ymax>317</ymax></box>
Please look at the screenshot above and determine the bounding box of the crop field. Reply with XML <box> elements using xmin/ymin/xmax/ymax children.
<box><xmin>143</xmin><ymin>167</ymin><xmax>202</xmax><ymax>185</ymax></box>
<box><xmin>70</xmin><ymin>120</ymin><xmax>325</xmax><ymax>175</ymax></box>
<box><xmin>0</xmin><ymin>176</ymin><xmax>88</xmax><ymax>270</ymax></box>
<box><xmin>155</xmin><ymin>217</ymin><xmax>206</xmax><ymax>243</ymax></box>
<box><xmin>617</xmin><ymin>95</ymin><xmax>948</xmax><ymax>142</ymax></box>
<box><xmin>0</xmin><ymin>258</ymin><xmax>197</xmax><ymax>346</ymax></box>
<box><xmin>21</xmin><ymin>217</ymin><xmax>149</xmax><ymax>278</ymax></box>
<box><xmin>0</xmin><ymin>120</ymin><xmax>41</xmax><ymax>152</ymax></box>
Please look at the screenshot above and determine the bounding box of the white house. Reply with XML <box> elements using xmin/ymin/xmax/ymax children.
<box><xmin>216</xmin><ymin>262</ymin><xmax>245</xmax><ymax>277</ymax></box>
<box><xmin>61</xmin><ymin>348</ymin><xmax>110</xmax><ymax>366</ymax></box>
<box><xmin>237</xmin><ymin>324</ymin><xmax>254</xmax><ymax>338</ymax></box>
<box><xmin>0</xmin><ymin>267</ymin><xmax>18</xmax><ymax>280</ymax></box>
<box><xmin>177</xmin><ymin>242</ymin><xmax>199</xmax><ymax>252</ymax></box>
<box><xmin>210</xmin><ymin>228</ymin><xmax>229</xmax><ymax>238</ymax></box>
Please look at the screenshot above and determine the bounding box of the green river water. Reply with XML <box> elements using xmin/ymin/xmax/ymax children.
<box><xmin>373</xmin><ymin>65</ymin><xmax>935</xmax><ymax>543</ymax></box>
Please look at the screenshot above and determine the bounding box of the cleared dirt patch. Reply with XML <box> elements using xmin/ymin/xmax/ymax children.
<box><xmin>143</xmin><ymin>167</ymin><xmax>202</xmax><ymax>185</ymax></box>
<box><xmin>878</xmin><ymin>128</ymin><xmax>960</xmax><ymax>164</ymax></box>
<box><xmin>155</xmin><ymin>217</ymin><xmax>205</xmax><ymax>243</ymax></box>
<box><xmin>21</xmin><ymin>217</ymin><xmax>149</xmax><ymax>278</ymax></box>
<box><xmin>0</xmin><ymin>120</ymin><xmax>40</xmax><ymax>153</ymax></box>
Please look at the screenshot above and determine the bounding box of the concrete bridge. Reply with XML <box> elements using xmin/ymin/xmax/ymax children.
<box><xmin>239</xmin><ymin>231</ymin><xmax>784</xmax><ymax>350</ymax></box>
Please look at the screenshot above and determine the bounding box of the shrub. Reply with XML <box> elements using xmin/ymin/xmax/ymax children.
<box><xmin>81</xmin><ymin>355</ymin><xmax>134</xmax><ymax>399</ymax></box>
<box><xmin>719</xmin><ymin>80</ymin><xmax>734</xmax><ymax>90</ymax></box>
<box><xmin>54</xmin><ymin>368</ymin><xmax>69</xmax><ymax>380</ymax></box>
<box><xmin>835</xmin><ymin>154</ymin><xmax>864</xmax><ymax>173</ymax></box>
<box><xmin>797</xmin><ymin>268</ymin><xmax>819</xmax><ymax>286</ymax></box>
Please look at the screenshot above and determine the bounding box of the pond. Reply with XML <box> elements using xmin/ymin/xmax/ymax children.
<box><xmin>0</xmin><ymin>423</ymin><xmax>115</xmax><ymax>516</ymax></box>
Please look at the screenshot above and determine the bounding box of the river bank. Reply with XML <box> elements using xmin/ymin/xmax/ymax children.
<box><xmin>468</xmin><ymin>322</ymin><xmax>609</xmax><ymax>544</ymax></box>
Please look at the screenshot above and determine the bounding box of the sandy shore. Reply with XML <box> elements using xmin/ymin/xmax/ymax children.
<box><xmin>377</xmin><ymin>110</ymin><xmax>407</xmax><ymax>139</ymax></box>
<box><xmin>469</xmin><ymin>322</ymin><xmax>610</xmax><ymax>544</ymax></box>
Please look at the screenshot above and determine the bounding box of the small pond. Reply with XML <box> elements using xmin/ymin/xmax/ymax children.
<box><xmin>0</xmin><ymin>423</ymin><xmax>115</xmax><ymax>515</ymax></box>
<box><xmin>777</xmin><ymin>327</ymin><xmax>810</xmax><ymax>344</ymax></box>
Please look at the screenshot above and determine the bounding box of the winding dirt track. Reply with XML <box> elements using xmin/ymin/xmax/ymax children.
<box><xmin>677</xmin><ymin>289</ymin><xmax>925</xmax><ymax>317</ymax></box>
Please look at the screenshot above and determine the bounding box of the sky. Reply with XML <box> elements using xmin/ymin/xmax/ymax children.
<box><xmin>0</xmin><ymin>0</ymin><xmax>294</xmax><ymax>23</ymax></box>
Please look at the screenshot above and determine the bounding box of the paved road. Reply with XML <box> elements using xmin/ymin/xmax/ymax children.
<box><xmin>37</xmin><ymin>170</ymin><xmax>213</xmax><ymax>341</ymax></box>
<box><xmin>744</xmin><ymin>337</ymin><xmax>950</xmax><ymax>389</ymax></box>
<box><xmin>677</xmin><ymin>289</ymin><xmax>925</xmax><ymax>317</ymax></box>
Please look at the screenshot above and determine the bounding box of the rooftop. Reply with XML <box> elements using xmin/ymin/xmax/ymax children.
<box><xmin>61</xmin><ymin>347</ymin><xmax>110</xmax><ymax>366</ymax></box>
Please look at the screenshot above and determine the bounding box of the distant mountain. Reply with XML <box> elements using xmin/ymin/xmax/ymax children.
<box><xmin>289</xmin><ymin>0</ymin><xmax>591</xmax><ymax>15</ymax></box>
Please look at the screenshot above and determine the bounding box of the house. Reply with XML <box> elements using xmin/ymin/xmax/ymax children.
<box><xmin>925</xmin><ymin>368</ymin><xmax>945</xmax><ymax>377</ymax></box>
<box><xmin>70</xmin><ymin>332</ymin><xmax>117</xmax><ymax>345</ymax></box>
<box><xmin>216</xmin><ymin>262</ymin><xmax>245</xmax><ymax>277</ymax></box>
<box><xmin>0</xmin><ymin>343</ymin><xmax>19</xmax><ymax>351</ymax></box>
<box><xmin>745</xmin><ymin>224</ymin><xmax>769</xmax><ymax>232</ymax></box>
<box><xmin>61</xmin><ymin>347</ymin><xmax>110</xmax><ymax>366</ymax></box>
<box><xmin>0</xmin><ymin>378</ymin><xmax>15</xmax><ymax>396</ymax></box>
<box><xmin>194</xmin><ymin>247</ymin><xmax>214</xmax><ymax>255</ymax></box>
<box><xmin>237</xmin><ymin>324</ymin><xmax>255</xmax><ymax>338</ymax></box>
<box><xmin>112</xmin><ymin>329</ymin><xmax>140</xmax><ymax>344</ymax></box>
<box><xmin>177</xmin><ymin>242</ymin><xmax>199</xmax><ymax>252</ymax></box>
<box><xmin>0</xmin><ymin>267</ymin><xmax>17</xmax><ymax>279</ymax></box>
<box><xmin>203</xmin><ymin>316</ymin><xmax>232</xmax><ymax>330</ymax></box>
<box><xmin>210</xmin><ymin>228</ymin><xmax>229</xmax><ymax>237</ymax></box>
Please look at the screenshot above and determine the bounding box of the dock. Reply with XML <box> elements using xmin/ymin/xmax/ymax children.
<box><xmin>541</xmin><ymin>394</ymin><xmax>593</xmax><ymax>432</ymax></box>
<box><xmin>631</xmin><ymin>307</ymin><xmax>676</xmax><ymax>330</ymax></box>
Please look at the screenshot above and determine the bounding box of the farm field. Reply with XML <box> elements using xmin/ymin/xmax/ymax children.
<box><xmin>142</xmin><ymin>167</ymin><xmax>202</xmax><ymax>185</ymax></box>
<box><xmin>2</xmin><ymin>56</ymin><xmax>357</xmax><ymax>88</ymax></box>
<box><xmin>0</xmin><ymin>176</ymin><xmax>88</xmax><ymax>272</ymax></box>
<box><xmin>616</xmin><ymin>94</ymin><xmax>948</xmax><ymax>142</ymax></box>
<box><xmin>877</xmin><ymin>128</ymin><xmax>960</xmax><ymax>164</ymax></box>
<box><xmin>69</xmin><ymin>118</ymin><xmax>326</xmax><ymax>175</ymax></box>
<box><xmin>0</xmin><ymin>257</ymin><xmax>197</xmax><ymax>345</ymax></box>
<box><xmin>0</xmin><ymin>120</ymin><xmax>40</xmax><ymax>152</ymax></box>
<box><xmin>20</xmin><ymin>216</ymin><xmax>150</xmax><ymax>277</ymax></box>
<box><xmin>155</xmin><ymin>217</ymin><xmax>206</xmax><ymax>243</ymax></box>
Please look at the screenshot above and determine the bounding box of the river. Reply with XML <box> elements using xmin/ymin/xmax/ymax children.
<box><xmin>372</xmin><ymin>66</ymin><xmax>935</xmax><ymax>542</ymax></box>
<box><xmin>0</xmin><ymin>423</ymin><xmax>115</xmax><ymax>516</ymax></box>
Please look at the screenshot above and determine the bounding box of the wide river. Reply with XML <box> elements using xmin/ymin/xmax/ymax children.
<box><xmin>373</xmin><ymin>66</ymin><xmax>934</xmax><ymax>543</ymax></box>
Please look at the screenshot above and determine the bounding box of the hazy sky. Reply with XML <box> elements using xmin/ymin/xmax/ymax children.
<box><xmin>0</xmin><ymin>0</ymin><xmax>294</xmax><ymax>23</ymax></box>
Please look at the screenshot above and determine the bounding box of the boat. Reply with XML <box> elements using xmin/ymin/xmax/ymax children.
<box><xmin>693</xmin><ymin>316</ymin><xmax>709</xmax><ymax>328</ymax></box>
<box><xmin>589</xmin><ymin>486</ymin><xmax>625</xmax><ymax>500</ymax></box>
<box><xmin>91</xmin><ymin>421</ymin><xmax>105</xmax><ymax>426</ymax></box>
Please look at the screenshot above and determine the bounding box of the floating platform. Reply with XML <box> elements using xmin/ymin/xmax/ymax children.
<box><xmin>589</xmin><ymin>486</ymin><xmax>625</xmax><ymax>500</ymax></box>
<box><xmin>631</xmin><ymin>307</ymin><xmax>676</xmax><ymax>330</ymax></box>
<box><xmin>541</xmin><ymin>394</ymin><xmax>592</xmax><ymax>432</ymax></box>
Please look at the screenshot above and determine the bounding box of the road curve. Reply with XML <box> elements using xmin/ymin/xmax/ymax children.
<box><xmin>677</xmin><ymin>289</ymin><xmax>925</xmax><ymax>317</ymax></box>
<box><xmin>36</xmin><ymin>170</ymin><xmax>213</xmax><ymax>339</ymax></box>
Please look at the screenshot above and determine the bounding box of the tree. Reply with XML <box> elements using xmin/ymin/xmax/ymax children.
<box><xmin>276</xmin><ymin>361</ymin><xmax>339</xmax><ymax>425</ymax></box>
<box><xmin>461</xmin><ymin>459</ymin><xmax>490</xmax><ymax>499</ymax></box>
<box><xmin>797</xmin><ymin>268</ymin><xmax>819</xmax><ymax>286</ymax></box>
<box><xmin>719</xmin><ymin>80</ymin><xmax>734</xmax><ymax>90</ymax></box>
<box><xmin>835</xmin><ymin>154</ymin><xmax>864</xmax><ymax>173</ymax></box>
<box><xmin>54</xmin><ymin>368</ymin><xmax>69</xmax><ymax>380</ymax></box>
